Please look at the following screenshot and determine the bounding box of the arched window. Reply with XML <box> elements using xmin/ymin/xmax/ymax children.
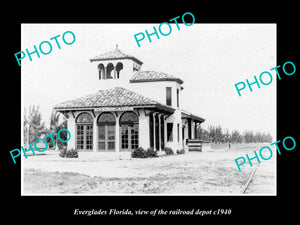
<box><xmin>76</xmin><ymin>113</ymin><xmax>93</xmax><ymax>150</ymax></box>
<box><xmin>97</xmin><ymin>112</ymin><xmax>116</xmax><ymax>125</ymax></box>
<box><xmin>120</xmin><ymin>112</ymin><xmax>139</xmax><ymax>150</ymax></box>
<box><xmin>76</xmin><ymin>112</ymin><xmax>93</xmax><ymax>123</ymax></box>
<box><xmin>98</xmin><ymin>64</ymin><xmax>105</xmax><ymax>80</ymax></box>
<box><xmin>97</xmin><ymin>112</ymin><xmax>116</xmax><ymax>151</ymax></box>
<box><xmin>120</xmin><ymin>111</ymin><xmax>139</xmax><ymax>124</ymax></box>
<box><xmin>116</xmin><ymin>62</ymin><xmax>123</xmax><ymax>79</ymax></box>
<box><xmin>106</xmin><ymin>63</ymin><xmax>114</xmax><ymax>79</ymax></box>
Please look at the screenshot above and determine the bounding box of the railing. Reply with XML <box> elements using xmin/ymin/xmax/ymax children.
<box><xmin>186</xmin><ymin>139</ymin><xmax>209</xmax><ymax>152</ymax></box>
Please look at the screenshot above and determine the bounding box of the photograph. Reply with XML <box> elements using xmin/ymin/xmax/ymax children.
<box><xmin>20</xmin><ymin>23</ymin><xmax>277</xmax><ymax>196</ymax></box>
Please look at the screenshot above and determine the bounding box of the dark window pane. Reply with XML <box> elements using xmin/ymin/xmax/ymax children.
<box><xmin>166</xmin><ymin>87</ymin><xmax>172</xmax><ymax>106</ymax></box>
<box><xmin>167</xmin><ymin>123</ymin><xmax>173</xmax><ymax>142</ymax></box>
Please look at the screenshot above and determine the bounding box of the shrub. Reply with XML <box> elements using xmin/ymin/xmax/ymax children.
<box><xmin>176</xmin><ymin>149</ymin><xmax>185</xmax><ymax>154</ymax></box>
<box><xmin>59</xmin><ymin>146</ymin><xmax>67</xmax><ymax>157</ymax></box>
<box><xmin>163</xmin><ymin>147</ymin><xmax>174</xmax><ymax>155</ymax></box>
<box><xmin>131</xmin><ymin>147</ymin><xmax>148</xmax><ymax>158</ymax></box>
<box><xmin>59</xmin><ymin>147</ymin><xmax>78</xmax><ymax>158</ymax></box>
<box><xmin>131</xmin><ymin>147</ymin><xmax>158</xmax><ymax>158</ymax></box>
<box><xmin>146</xmin><ymin>147</ymin><xmax>158</xmax><ymax>158</ymax></box>
<box><xmin>66</xmin><ymin>148</ymin><xmax>79</xmax><ymax>158</ymax></box>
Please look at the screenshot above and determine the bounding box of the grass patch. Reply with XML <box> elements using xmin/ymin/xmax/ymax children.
<box><xmin>24</xmin><ymin>169</ymin><xmax>98</xmax><ymax>194</ymax></box>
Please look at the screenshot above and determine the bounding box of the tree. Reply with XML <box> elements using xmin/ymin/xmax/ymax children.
<box><xmin>197</xmin><ymin>126</ymin><xmax>210</xmax><ymax>141</ymax></box>
<box><xmin>231</xmin><ymin>130</ymin><xmax>243</xmax><ymax>143</ymax></box>
<box><xmin>24</xmin><ymin>105</ymin><xmax>47</xmax><ymax>144</ymax></box>
<box><xmin>244</xmin><ymin>130</ymin><xmax>255</xmax><ymax>143</ymax></box>
<box><xmin>214</xmin><ymin>125</ymin><xmax>224</xmax><ymax>143</ymax></box>
<box><xmin>47</xmin><ymin>110</ymin><xmax>68</xmax><ymax>150</ymax></box>
<box><xmin>224</xmin><ymin>129</ymin><xmax>231</xmax><ymax>143</ymax></box>
<box><xmin>208</xmin><ymin>125</ymin><xmax>216</xmax><ymax>143</ymax></box>
<box><xmin>57</xmin><ymin>118</ymin><xmax>68</xmax><ymax>149</ymax></box>
<box><xmin>49</xmin><ymin>110</ymin><xmax>60</xmax><ymax>150</ymax></box>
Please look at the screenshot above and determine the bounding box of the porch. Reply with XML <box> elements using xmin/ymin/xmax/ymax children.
<box><xmin>181</xmin><ymin>110</ymin><xmax>205</xmax><ymax>151</ymax></box>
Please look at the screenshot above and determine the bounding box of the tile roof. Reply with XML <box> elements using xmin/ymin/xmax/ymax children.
<box><xmin>54</xmin><ymin>87</ymin><xmax>174</xmax><ymax>113</ymax></box>
<box><xmin>89</xmin><ymin>48</ymin><xmax>143</xmax><ymax>65</ymax></box>
<box><xmin>181</xmin><ymin>110</ymin><xmax>205</xmax><ymax>123</ymax></box>
<box><xmin>130</xmin><ymin>71</ymin><xmax>184</xmax><ymax>85</ymax></box>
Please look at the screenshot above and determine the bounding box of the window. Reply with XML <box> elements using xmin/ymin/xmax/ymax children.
<box><xmin>177</xmin><ymin>89</ymin><xmax>179</xmax><ymax>107</ymax></box>
<box><xmin>167</xmin><ymin>123</ymin><xmax>173</xmax><ymax>142</ymax></box>
<box><xmin>98</xmin><ymin>64</ymin><xmax>105</xmax><ymax>80</ymax></box>
<box><xmin>86</xmin><ymin>125</ymin><xmax>93</xmax><ymax>149</ymax></box>
<box><xmin>76</xmin><ymin>125</ymin><xmax>84</xmax><ymax>150</ymax></box>
<box><xmin>76</xmin><ymin>112</ymin><xmax>93</xmax><ymax>150</ymax></box>
<box><xmin>116</xmin><ymin>62</ymin><xmax>123</xmax><ymax>79</ymax></box>
<box><xmin>120</xmin><ymin>112</ymin><xmax>139</xmax><ymax>124</ymax></box>
<box><xmin>106</xmin><ymin>63</ymin><xmax>114</xmax><ymax>79</ymax></box>
<box><xmin>76</xmin><ymin>112</ymin><xmax>93</xmax><ymax>123</ymax></box>
<box><xmin>166</xmin><ymin>87</ymin><xmax>172</xmax><ymax>106</ymax></box>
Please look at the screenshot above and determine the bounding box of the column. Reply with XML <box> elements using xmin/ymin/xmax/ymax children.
<box><xmin>191</xmin><ymin>119</ymin><xmax>195</xmax><ymax>139</ymax></box>
<box><xmin>139</xmin><ymin>110</ymin><xmax>150</xmax><ymax>149</ymax></box>
<box><xmin>104</xmin><ymin>66</ymin><xmax>107</xmax><ymax>79</ymax></box>
<box><xmin>93</xmin><ymin>114</ymin><xmax>98</xmax><ymax>152</ymax></box>
<box><xmin>67</xmin><ymin>113</ymin><xmax>76</xmax><ymax>150</ymax></box>
<box><xmin>194</xmin><ymin>121</ymin><xmax>197</xmax><ymax>139</ymax></box>
<box><xmin>115</xmin><ymin>112</ymin><xmax>120</xmax><ymax>153</ymax></box>
<box><xmin>113</xmin><ymin>67</ymin><xmax>117</xmax><ymax>79</ymax></box>
<box><xmin>153</xmin><ymin>113</ymin><xmax>156</xmax><ymax>150</ymax></box>
<box><xmin>158</xmin><ymin>114</ymin><xmax>161</xmax><ymax>151</ymax></box>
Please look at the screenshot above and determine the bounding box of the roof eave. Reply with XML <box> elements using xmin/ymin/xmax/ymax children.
<box><xmin>89</xmin><ymin>57</ymin><xmax>143</xmax><ymax>65</ymax></box>
<box><xmin>181</xmin><ymin>111</ymin><xmax>205</xmax><ymax>123</ymax></box>
<box><xmin>54</xmin><ymin>104</ymin><xmax>175</xmax><ymax>114</ymax></box>
<box><xmin>130</xmin><ymin>78</ymin><xmax>184</xmax><ymax>85</ymax></box>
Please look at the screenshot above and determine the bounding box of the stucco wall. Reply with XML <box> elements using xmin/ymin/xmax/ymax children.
<box><xmin>128</xmin><ymin>81</ymin><xmax>181</xmax><ymax>108</ymax></box>
<box><xmin>138</xmin><ymin>110</ymin><xmax>150</xmax><ymax>149</ymax></box>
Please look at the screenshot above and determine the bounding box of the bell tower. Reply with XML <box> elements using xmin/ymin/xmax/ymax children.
<box><xmin>89</xmin><ymin>46</ymin><xmax>143</xmax><ymax>87</ymax></box>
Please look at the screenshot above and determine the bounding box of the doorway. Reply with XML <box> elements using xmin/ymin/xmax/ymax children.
<box><xmin>97</xmin><ymin>112</ymin><xmax>116</xmax><ymax>151</ymax></box>
<box><xmin>120</xmin><ymin>111</ymin><xmax>139</xmax><ymax>151</ymax></box>
<box><xmin>121</xmin><ymin>124</ymin><xmax>138</xmax><ymax>150</ymax></box>
<box><xmin>75</xmin><ymin>112</ymin><xmax>94</xmax><ymax>150</ymax></box>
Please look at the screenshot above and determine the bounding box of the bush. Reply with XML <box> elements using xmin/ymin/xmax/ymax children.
<box><xmin>59</xmin><ymin>147</ymin><xmax>78</xmax><ymax>158</ymax></box>
<box><xmin>176</xmin><ymin>149</ymin><xmax>185</xmax><ymax>154</ymax></box>
<box><xmin>163</xmin><ymin>147</ymin><xmax>174</xmax><ymax>155</ymax></box>
<box><xmin>66</xmin><ymin>148</ymin><xmax>79</xmax><ymax>158</ymax></box>
<box><xmin>131</xmin><ymin>147</ymin><xmax>148</xmax><ymax>158</ymax></box>
<box><xmin>131</xmin><ymin>147</ymin><xmax>158</xmax><ymax>158</ymax></box>
<box><xmin>59</xmin><ymin>146</ymin><xmax>67</xmax><ymax>157</ymax></box>
<box><xmin>146</xmin><ymin>147</ymin><xmax>158</xmax><ymax>158</ymax></box>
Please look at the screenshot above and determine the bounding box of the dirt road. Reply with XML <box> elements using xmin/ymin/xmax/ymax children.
<box><xmin>23</xmin><ymin>143</ymin><xmax>276</xmax><ymax>195</ymax></box>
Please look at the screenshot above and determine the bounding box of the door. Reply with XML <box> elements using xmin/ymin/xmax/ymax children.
<box><xmin>76</xmin><ymin>124</ymin><xmax>93</xmax><ymax>150</ymax></box>
<box><xmin>121</xmin><ymin>124</ymin><xmax>138</xmax><ymax>151</ymax></box>
<box><xmin>98</xmin><ymin>125</ymin><xmax>115</xmax><ymax>151</ymax></box>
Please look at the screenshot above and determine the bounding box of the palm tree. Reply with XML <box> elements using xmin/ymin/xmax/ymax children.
<box><xmin>49</xmin><ymin>110</ymin><xmax>60</xmax><ymax>150</ymax></box>
<box><xmin>24</xmin><ymin>105</ymin><xmax>46</xmax><ymax>146</ymax></box>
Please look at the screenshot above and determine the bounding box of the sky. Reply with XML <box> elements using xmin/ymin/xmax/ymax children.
<box><xmin>21</xmin><ymin>23</ymin><xmax>276</xmax><ymax>139</ymax></box>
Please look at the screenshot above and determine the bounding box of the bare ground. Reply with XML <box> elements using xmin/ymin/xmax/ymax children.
<box><xmin>22</xmin><ymin>143</ymin><xmax>276</xmax><ymax>195</ymax></box>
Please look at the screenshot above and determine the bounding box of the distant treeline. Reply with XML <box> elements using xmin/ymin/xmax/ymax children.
<box><xmin>197</xmin><ymin>125</ymin><xmax>273</xmax><ymax>144</ymax></box>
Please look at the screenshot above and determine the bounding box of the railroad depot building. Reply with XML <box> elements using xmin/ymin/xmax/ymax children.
<box><xmin>54</xmin><ymin>47</ymin><xmax>205</xmax><ymax>152</ymax></box>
